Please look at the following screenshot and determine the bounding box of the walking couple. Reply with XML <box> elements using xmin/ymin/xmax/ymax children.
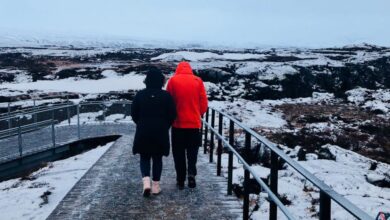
<box><xmin>131</xmin><ymin>61</ymin><xmax>208</xmax><ymax>197</ymax></box>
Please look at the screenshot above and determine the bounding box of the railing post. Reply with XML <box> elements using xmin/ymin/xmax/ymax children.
<box><xmin>320</xmin><ymin>191</ymin><xmax>331</xmax><ymax>220</ymax></box>
<box><xmin>18</xmin><ymin>123</ymin><xmax>22</xmax><ymax>157</ymax></box>
<box><xmin>51</xmin><ymin>109</ymin><xmax>55</xmax><ymax>121</ymax></box>
<box><xmin>270</xmin><ymin>151</ymin><xmax>279</xmax><ymax>220</ymax></box>
<box><xmin>243</xmin><ymin>132</ymin><xmax>251</xmax><ymax>220</ymax></box>
<box><xmin>217</xmin><ymin>112</ymin><xmax>223</xmax><ymax>176</ymax></box>
<box><xmin>7</xmin><ymin>102</ymin><xmax>11</xmax><ymax>129</ymax></box>
<box><xmin>67</xmin><ymin>96</ymin><xmax>70</xmax><ymax>125</ymax></box>
<box><xmin>33</xmin><ymin>99</ymin><xmax>37</xmax><ymax>124</ymax></box>
<box><xmin>227</xmin><ymin>151</ymin><xmax>233</xmax><ymax>196</ymax></box>
<box><xmin>51</xmin><ymin>121</ymin><xmax>56</xmax><ymax>148</ymax></box>
<box><xmin>77</xmin><ymin>104</ymin><xmax>80</xmax><ymax>139</ymax></box>
<box><xmin>245</xmin><ymin>132</ymin><xmax>251</xmax><ymax>162</ymax></box>
<box><xmin>227</xmin><ymin>120</ymin><xmax>234</xmax><ymax>195</ymax></box>
<box><xmin>243</xmin><ymin>169</ymin><xmax>250</xmax><ymax>220</ymax></box>
<box><xmin>209</xmin><ymin>109</ymin><xmax>215</xmax><ymax>163</ymax></box>
<box><xmin>102</xmin><ymin>103</ymin><xmax>106</xmax><ymax>121</ymax></box>
<box><xmin>203</xmin><ymin>108</ymin><xmax>209</xmax><ymax>154</ymax></box>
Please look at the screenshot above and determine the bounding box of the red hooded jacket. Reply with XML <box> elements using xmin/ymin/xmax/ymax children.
<box><xmin>166</xmin><ymin>62</ymin><xmax>208</xmax><ymax>129</ymax></box>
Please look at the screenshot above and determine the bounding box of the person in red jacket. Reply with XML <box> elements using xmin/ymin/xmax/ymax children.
<box><xmin>166</xmin><ymin>61</ymin><xmax>208</xmax><ymax>189</ymax></box>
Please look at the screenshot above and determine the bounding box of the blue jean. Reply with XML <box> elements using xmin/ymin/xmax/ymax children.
<box><xmin>140</xmin><ymin>154</ymin><xmax>163</xmax><ymax>181</ymax></box>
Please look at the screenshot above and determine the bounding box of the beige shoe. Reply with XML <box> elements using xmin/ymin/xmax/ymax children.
<box><xmin>142</xmin><ymin>177</ymin><xmax>151</xmax><ymax>197</ymax></box>
<box><xmin>152</xmin><ymin>181</ymin><xmax>161</xmax><ymax>195</ymax></box>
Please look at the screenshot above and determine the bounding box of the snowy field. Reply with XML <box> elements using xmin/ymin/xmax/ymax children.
<box><xmin>0</xmin><ymin>45</ymin><xmax>389</xmax><ymax>219</ymax></box>
<box><xmin>0</xmin><ymin>142</ymin><xmax>113</xmax><ymax>220</ymax></box>
<box><xmin>219</xmin><ymin>144</ymin><xmax>390</xmax><ymax>219</ymax></box>
<box><xmin>211</xmin><ymin>97</ymin><xmax>390</xmax><ymax>219</ymax></box>
<box><xmin>0</xmin><ymin>70</ymin><xmax>145</xmax><ymax>94</ymax></box>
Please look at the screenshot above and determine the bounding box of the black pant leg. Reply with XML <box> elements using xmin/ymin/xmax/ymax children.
<box><xmin>187</xmin><ymin>145</ymin><xmax>199</xmax><ymax>177</ymax></box>
<box><xmin>172</xmin><ymin>129</ymin><xmax>187</xmax><ymax>182</ymax></box>
<box><xmin>140</xmin><ymin>154</ymin><xmax>151</xmax><ymax>177</ymax></box>
<box><xmin>152</xmin><ymin>155</ymin><xmax>163</xmax><ymax>181</ymax></box>
<box><xmin>187</xmin><ymin>129</ymin><xmax>200</xmax><ymax>177</ymax></box>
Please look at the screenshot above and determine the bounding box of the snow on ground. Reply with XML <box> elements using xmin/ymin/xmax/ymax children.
<box><xmin>261</xmin><ymin>92</ymin><xmax>336</xmax><ymax>106</ymax></box>
<box><xmin>235</xmin><ymin>62</ymin><xmax>298</xmax><ymax>79</ymax></box>
<box><xmin>211</xmin><ymin>95</ymin><xmax>389</xmax><ymax>219</ymax></box>
<box><xmin>54</xmin><ymin>61</ymin><xmax>124</xmax><ymax>74</ymax></box>
<box><xmin>347</xmin><ymin>51</ymin><xmax>390</xmax><ymax>63</ymax></box>
<box><xmin>0</xmin><ymin>47</ymin><xmax>115</xmax><ymax>57</ymax></box>
<box><xmin>0</xmin><ymin>98</ymin><xmax>68</xmax><ymax>109</ymax></box>
<box><xmin>151</xmin><ymin>51</ymin><xmax>266</xmax><ymax>62</ymax></box>
<box><xmin>219</xmin><ymin>142</ymin><xmax>390</xmax><ymax>219</ymax></box>
<box><xmin>0</xmin><ymin>142</ymin><xmax>114</xmax><ymax>220</ymax></box>
<box><xmin>58</xmin><ymin>112</ymin><xmax>101</xmax><ymax>125</ymax></box>
<box><xmin>0</xmin><ymin>72</ymin><xmax>145</xmax><ymax>94</ymax></box>
<box><xmin>346</xmin><ymin>88</ymin><xmax>390</xmax><ymax>115</ymax></box>
<box><xmin>0</xmin><ymin>88</ymin><xmax>26</xmax><ymax>97</ymax></box>
<box><xmin>190</xmin><ymin>60</ymin><xmax>231</xmax><ymax>70</ymax></box>
<box><xmin>58</xmin><ymin>112</ymin><xmax>132</xmax><ymax>125</ymax></box>
<box><xmin>0</xmin><ymin>69</ymin><xmax>32</xmax><ymax>83</ymax></box>
<box><xmin>105</xmin><ymin>114</ymin><xmax>132</xmax><ymax>122</ymax></box>
<box><xmin>291</xmin><ymin>56</ymin><xmax>344</xmax><ymax>67</ymax></box>
<box><xmin>209</xmin><ymin>93</ymin><xmax>335</xmax><ymax>129</ymax></box>
<box><xmin>210</xmin><ymin>99</ymin><xmax>287</xmax><ymax>129</ymax></box>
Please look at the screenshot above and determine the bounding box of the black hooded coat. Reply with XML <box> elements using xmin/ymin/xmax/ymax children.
<box><xmin>131</xmin><ymin>72</ymin><xmax>176</xmax><ymax>156</ymax></box>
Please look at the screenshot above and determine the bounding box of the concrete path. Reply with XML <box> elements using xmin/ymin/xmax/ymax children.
<box><xmin>47</xmin><ymin>134</ymin><xmax>242</xmax><ymax>220</ymax></box>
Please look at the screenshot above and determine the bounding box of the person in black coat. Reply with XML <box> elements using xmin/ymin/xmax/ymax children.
<box><xmin>131</xmin><ymin>69</ymin><xmax>176</xmax><ymax>197</ymax></box>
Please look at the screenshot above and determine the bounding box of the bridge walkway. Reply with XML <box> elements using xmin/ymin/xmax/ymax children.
<box><xmin>47</xmin><ymin>131</ymin><xmax>242</xmax><ymax>220</ymax></box>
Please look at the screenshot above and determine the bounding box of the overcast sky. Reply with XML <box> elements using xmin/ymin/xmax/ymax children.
<box><xmin>1</xmin><ymin>0</ymin><xmax>390</xmax><ymax>47</ymax></box>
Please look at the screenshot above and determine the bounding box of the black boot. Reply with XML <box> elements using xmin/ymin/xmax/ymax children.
<box><xmin>177</xmin><ymin>181</ymin><xmax>185</xmax><ymax>190</ymax></box>
<box><xmin>188</xmin><ymin>176</ymin><xmax>196</xmax><ymax>188</ymax></box>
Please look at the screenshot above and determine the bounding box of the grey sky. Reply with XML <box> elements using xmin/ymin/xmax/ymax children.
<box><xmin>1</xmin><ymin>0</ymin><xmax>389</xmax><ymax>47</ymax></box>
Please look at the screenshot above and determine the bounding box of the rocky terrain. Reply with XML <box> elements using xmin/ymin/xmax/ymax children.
<box><xmin>0</xmin><ymin>44</ymin><xmax>389</xmax><ymax>219</ymax></box>
<box><xmin>0</xmin><ymin>44</ymin><xmax>389</xmax><ymax>164</ymax></box>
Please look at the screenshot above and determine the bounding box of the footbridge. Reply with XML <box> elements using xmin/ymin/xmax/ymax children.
<box><xmin>0</xmin><ymin>100</ymin><xmax>373</xmax><ymax>220</ymax></box>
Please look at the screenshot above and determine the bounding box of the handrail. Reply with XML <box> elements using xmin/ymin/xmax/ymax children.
<box><xmin>80</xmin><ymin>101</ymin><xmax>132</xmax><ymax>105</ymax></box>
<box><xmin>0</xmin><ymin>104</ymin><xmax>76</xmax><ymax>121</ymax></box>
<box><xmin>216</xmin><ymin>108</ymin><xmax>372</xmax><ymax>219</ymax></box>
<box><xmin>0</xmin><ymin>119</ymin><xmax>54</xmax><ymax>134</ymax></box>
<box><xmin>203</xmin><ymin>107</ymin><xmax>373</xmax><ymax>220</ymax></box>
<box><xmin>0</xmin><ymin>101</ymin><xmax>133</xmax><ymax>122</ymax></box>
<box><xmin>0</xmin><ymin>102</ymin><xmax>71</xmax><ymax>118</ymax></box>
<box><xmin>0</xmin><ymin>120</ymin><xmax>56</xmax><ymax>139</ymax></box>
<box><xmin>0</xmin><ymin>100</ymin><xmax>132</xmax><ymax>163</ymax></box>
<box><xmin>202</xmin><ymin>118</ymin><xmax>296</xmax><ymax>219</ymax></box>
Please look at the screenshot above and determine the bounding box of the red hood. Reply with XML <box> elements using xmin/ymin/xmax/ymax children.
<box><xmin>175</xmin><ymin>62</ymin><xmax>193</xmax><ymax>75</ymax></box>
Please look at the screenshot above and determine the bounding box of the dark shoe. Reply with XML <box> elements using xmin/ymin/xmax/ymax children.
<box><xmin>177</xmin><ymin>181</ymin><xmax>185</xmax><ymax>190</ymax></box>
<box><xmin>188</xmin><ymin>176</ymin><xmax>196</xmax><ymax>188</ymax></box>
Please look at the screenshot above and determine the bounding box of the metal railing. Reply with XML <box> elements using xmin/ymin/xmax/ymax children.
<box><xmin>201</xmin><ymin>107</ymin><xmax>373</xmax><ymax>220</ymax></box>
<box><xmin>0</xmin><ymin>93</ymin><xmax>74</xmax><ymax>118</ymax></box>
<box><xmin>0</xmin><ymin>119</ymin><xmax>57</xmax><ymax>157</ymax></box>
<box><xmin>0</xmin><ymin>100</ymin><xmax>132</xmax><ymax>162</ymax></box>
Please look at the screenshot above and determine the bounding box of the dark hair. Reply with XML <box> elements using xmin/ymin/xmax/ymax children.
<box><xmin>144</xmin><ymin>68</ymin><xmax>165</xmax><ymax>89</ymax></box>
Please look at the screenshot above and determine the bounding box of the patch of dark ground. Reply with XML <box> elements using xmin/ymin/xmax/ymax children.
<box><xmin>263</xmin><ymin>103</ymin><xmax>390</xmax><ymax>164</ymax></box>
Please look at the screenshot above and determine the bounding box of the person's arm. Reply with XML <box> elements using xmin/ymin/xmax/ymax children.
<box><xmin>199</xmin><ymin>79</ymin><xmax>208</xmax><ymax>116</ymax></box>
<box><xmin>166</xmin><ymin>78</ymin><xmax>173</xmax><ymax>95</ymax></box>
<box><xmin>166</xmin><ymin>93</ymin><xmax>177</xmax><ymax>126</ymax></box>
<box><xmin>131</xmin><ymin>93</ymin><xmax>140</xmax><ymax>124</ymax></box>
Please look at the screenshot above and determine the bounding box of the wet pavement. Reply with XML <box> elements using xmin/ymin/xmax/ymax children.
<box><xmin>47</xmin><ymin>134</ymin><xmax>242</xmax><ymax>220</ymax></box>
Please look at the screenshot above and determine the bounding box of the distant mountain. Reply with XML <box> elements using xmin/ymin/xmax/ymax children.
<box><xmin>0</xmin><ymin>30</ymin><xmax>244</xmax><ymax>49</ymax></box>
